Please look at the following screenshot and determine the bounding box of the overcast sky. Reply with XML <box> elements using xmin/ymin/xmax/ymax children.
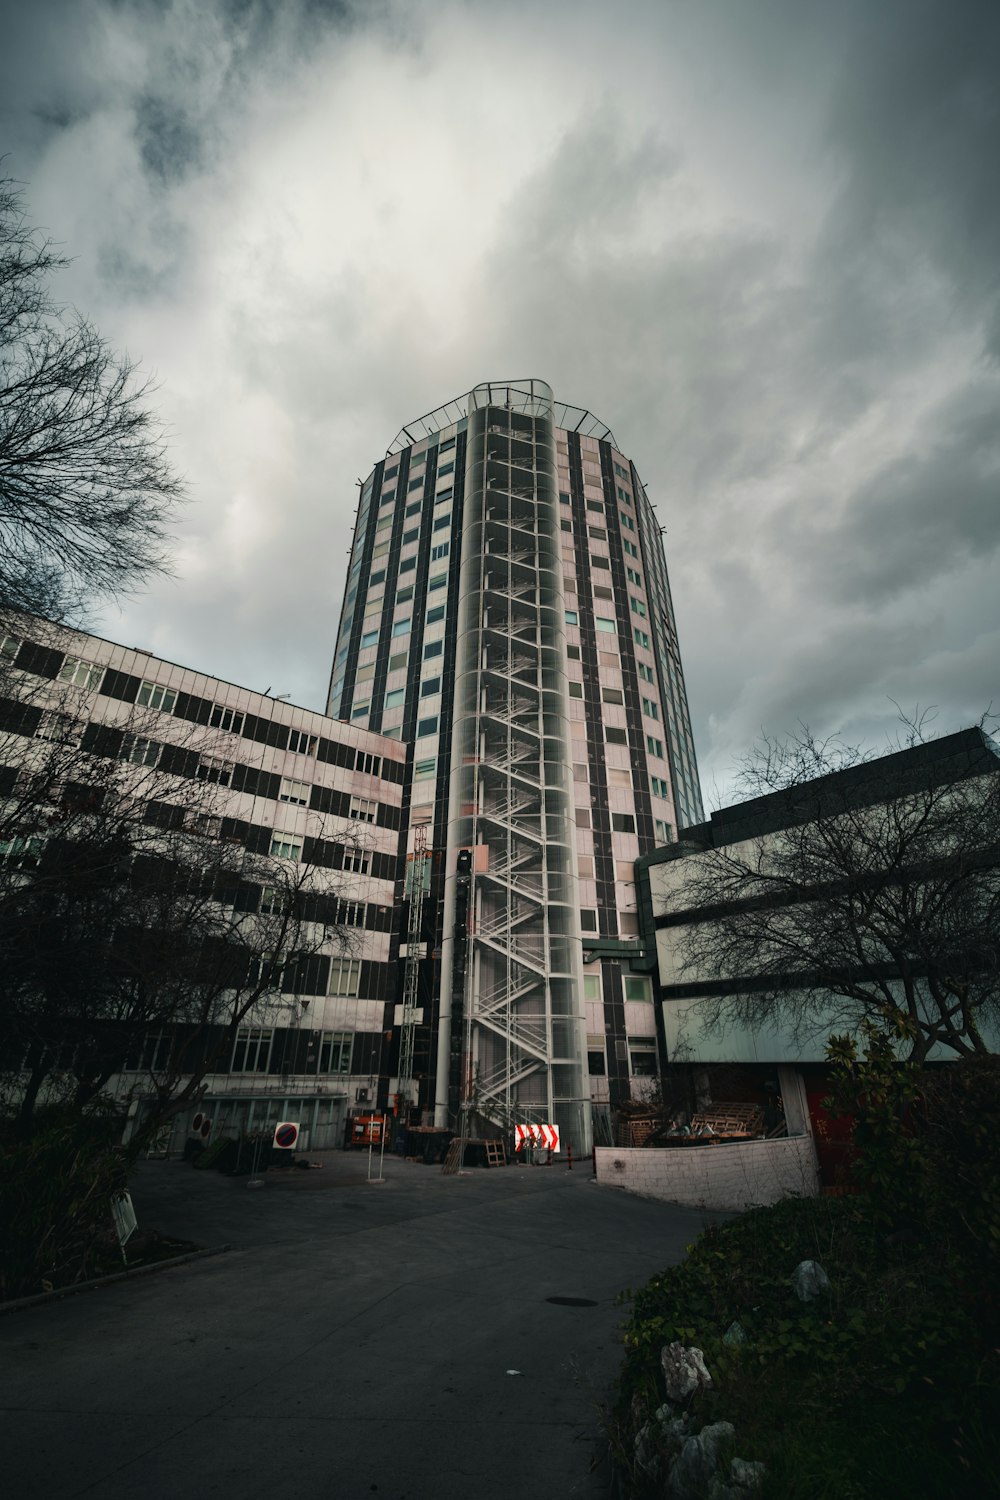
<box><xmin>2</xmin><ymin>0</ymin><xmax>998</xmax><ymax>807</ymax></box>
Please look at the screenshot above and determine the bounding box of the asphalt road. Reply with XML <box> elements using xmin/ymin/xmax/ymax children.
<box><xmin>0</xmin><ymin>1153</ymin><xmax>715</xmax><ymax>1500</ymax></box>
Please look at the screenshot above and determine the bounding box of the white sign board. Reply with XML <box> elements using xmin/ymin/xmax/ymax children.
<box><xmin>111</xmin><ymin>1190</ymin><xmax>138</xmax><ymax>1248</ymax></box>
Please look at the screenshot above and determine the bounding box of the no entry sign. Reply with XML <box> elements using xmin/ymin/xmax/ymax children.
<box><xmin>273</xmin><ymin>1121</ymin><xmax>299</xmax><ymax>1150</ymax></box>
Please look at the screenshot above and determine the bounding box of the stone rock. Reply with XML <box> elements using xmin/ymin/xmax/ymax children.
<box><xmin>723</xmin><ymin>1320</ymin><xmax>748</xmax><ymax>1346</ymax></box>
<box><xmin>730</xmin><ymin>1457</ymin><xmax>766</xmax><ymax>1492</ymax></box>
<box><xmin>790</xmin><ymin>1259</ymin><xmax>831</xmax><ymax>1301</ymax></box>
<box><xmin>669</xmin><ymin>1421</ymin><xmax>735</xmax><ymax>1500</ymax></box>
<box><xmin>660</xmin><ymin>1342</ymin><xmax>713</xmax><ymax>1402</ymax></box>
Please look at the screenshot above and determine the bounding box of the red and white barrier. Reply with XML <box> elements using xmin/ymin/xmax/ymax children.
<box><xmin>514</xmin><ymin>1123</ymin><xmax>560</xmax><ymax>1153</ymax></box>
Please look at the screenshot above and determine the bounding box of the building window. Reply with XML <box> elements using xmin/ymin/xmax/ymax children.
<box><xmin>35</xmin><ymin>711</ymin><xmax>82</xmax><ymax>746</ymax></box>
<box><xmin>1</xmin><ymin>632</ymin><xmax>20</xmax><ymax>663</ymax></box>
<box><xmin>634</xmin><ymin>629</ymin><xmax>650</xmax><ymax>649</ymax></box>
<box><xmin>611</xmin><ymin>812</ymin><xmax>635</xmax><ymax>833</ymax></box>
<box><xmin>630</xmin><ymin>597</ymin><xmax>646</xmax><ymax>617</ymax></box>
<box><xmin>408</xmin><ymin>477</ymin><xmax>423</xmax><ymax>491</ymax></box>
<box><xmin>586</xmin><ymin>500</ymin><xmax>603</xmax><ymax>513</ymax></box>
<box><xmin>259</xmin><ymin>885</ymin><xmax>285</xmax><ymax>915</ymax></box>
<box><xmin>399</xmin><ymin>556</ymin><xmax>417</xmax><ymax>574</ymax></box>
<box><xmin>359</xmin><ymin>753</ymin><xmax>385</xmax><ymax>778</ymax></box>
<box><xmin>428</xmin><ymin>573</ymin><xmax>447</xmax><ymax>592</ymax></box>
<box><xmin>317</xmin><ymin>1031</ymin><xmax>352</xmax><ymax>1073</ymax></box>
<box><xmin>655</xmin><ymin>818</ymin><xmax>672</xmax><ymax>843</ymax></box>
<box><xmin>565</xmin><ymin>610</ymin><xmax>578</xmax><ymax>625</ymax></box>
<box><xmin>621</xmin><ymin>511</ymin><xmax>635</xmax><ymax>531</ymax></box>
<box><xmin>405</xmin><ymin>500</ymin><xmax>421</xmax><ymax>518</ymax></box>
<box><xmin>231</xmin><ymin>1028</ymin><xmax>272</xmax><ymax>1073</ymax></box>
<box><xmin>392</xmin><ymin>618</ymin><xmax>411</xmax><ymax>637</ymax></box>
<box><xmin>627</xmin><ymin>568</ymin><xmax>643</xmax><ymax>587</ymax></box>
<box><xmin>440</xmin><ymin>436</ymin><xmax>455</xmax><ymax>451</ymax></box>
<box><xmin>646</xmin><ymin>736</ymin><xmax>664</xmax><ymax>758</ymax></box>
<box><xmin>651</xmin><ymin>775</ymin><xmax>670</xmax><ymax>799</ymax></box>
<box><xmin>424</xmin><ymin>640</ymin><xmax>443</xmax><ymax>660</ymax></box>
<box><xmin>402</xmin><ymin>528</ymin><xmax>418</xmax><ymax>546</ymax></box>
<box><xmin>328</xmin><ymin>959</ymin><xmax>362</xmax><ymax>998</ymax></box>
<box><xmin>430</xmin><ymin>541</ymin><xmax>449</xmax><ymax>561</ymax></box>
<box><xmin>342</xmin><ymin>847</ymin><xmax>371</xmax><ymax>874</ymax></box>
<box><xmin>361</xmin><ymin>630</ymin><xmax>379</xmax><ymax>649</ymax></box>
<box><xmin>0</xmin><ymin>834</ymin><xmax>44</xmax><ymax>869</ymax></box>
<box><xmin>606</xmin><ymin>727</ymin><xmax>627</xmax><ymax>745</ymax></box>
<box><xmin>385</xmin><ymin>688</ymin><xmax>405</xmax><ymax>708</ymax></box>
<box><xmin>642</xmin><ymin>698</ymin><xmax>659</xmax><ymax>720</ymax></box>
<box><xmin>384</xmin><ymin>464</ymin><xmax>399</xmax><ymax>479</ymax></box>
<box><xmin>193</xmin><ymin>756</ymin><xmax>230</xmax><ymax>792</ymax></box>
<box><xmin>630</xmin><ymin>1050</ymin><xmax>658</xmax><ymax>1077</ymax></box>
<box><xmin>433</xmin><ymin>513</ymin><xmax>450</xmax><ymax>531</ymax></box>
<box><xmin>418</xmin><ymin>716</ymin><xmax>439</xmax><ymax>737</ymax></box>
<box><xmin>568</xmin><ymin>681</ymin><xmax>583</xmax><ymax>698</ymax></box>
<box><xmin>209</xmin><ymin>704</ymin><xmax>245</xmax><ymax>734</ymax></box>
<box><xmin>414</xmin><ymin>757</ymin><xmax>436</xmax><ymax>779</ymax></box>
<box><xmin>596</xmin><ymin>617</ymin><xmax>616</xmax><ymax>633</ymax></box>
<box><xmin>269</xmin><ymin>835</ymin><xmax>302</xmax><ymax>861</ymax></box>
<box><xmin>587</xmin><ymin>1050</ymin><xmax>607</xmax><ymax>1076</ymax></box>
<box><xmin>372</xmin><ymin>541</ymin><xmax>389</xmax><ymax>560</ymax></box>
<box><xmin>388</xmin><ymin>653</ymin><xmax>407</xmax><ymax>672</ymax></box>
<box><xmin>575</xmin><ymin>807</ymin><xmax>590</xmax><ymax>829</ymax></box>
<box><xmin>560</xmin><ymin>518</ymin><xmax>571</xmax><ymax>532</ymax></box>
<box><xmin>279</xmin><ymin>777</ymin><xmax>309</xmax><ymax>805</ymax></box>
<box><xmin>288</xmin><ymin>730</ymin><xmax>317</xmax><ymax>756</ymax></box>
<box><xmin>624</xmin><ymin>978</ymin><xmax>650</xmax><ymax>1002</ymax></box>
<box><xmin>559</xmin><ymin>491</ymin><xmax>570</xmax><ymax>504</ymax></box>
<box><xmin>58</xmin><ymin>656</ymin><xmax>103</xmax><ymax>690</ymax></box>
<box><xmin>602</xmin><ymin>688</ymin><xmax>624</xmax><ymax>705</ymax></box>
<box><xmin>421</xmin><ymin>677</ymin><xmax>441</xmax><ymax>697</ymax></box>
<box><xmin>332</xmin><ymin>898</ymin><xmax>365</xmax><ymax>927</ymax></box>
<box><xmin>120</xmin><ymin>734</ymin><xmax>160</xmax><ymax>768</ymax></box>
<box><xmin>349</xmin><ymin>796</ymin><xmax>377</xmax><ymax>823</ymax></box>
<box><xmin>397</xmin><ymin>584</ymin><xmax>415</xmax><ymax>604</ymax></box>
<box><xmin>623</xmin><ymin>538</ymin><xmax>638</xmax><ymax>558</ymax></box>
<box><xmin>137</xmin><ymin>680</ymin><xmax>177</xmax><ymax>714</ymax></box>
<box><xmin>580</xmin><ymin>910</ymin><xmax>598</xmax><ymax>932</ymax></box>
<box><xmin>567</xmin><ymin>644</ymin><xmax>581</xmax><ymax>660</ymax></box>
<box><xmin>351</xmin><ymin>703</ymin><xmax>370</xmax><ymax>720</ymax></box>
<box><xmin>638</xmin><ymin>661</ymin><xmax>654</xmax><ymax>683</ymax></box>
<box><xmin>438</xmin><ymin>462</ymin><xmax>454</xmax><ymax>477</ymax></box>
<box><xmin>435</xmin><ymin>487</ymin><xmax>453</xmax><ymax>503</ymax></box>
<box><xmin>591</xmin><ymin>555</ymin><xmax>610</xmax><ymax>569</ymax></box>
<box><xmin>588</xmin><ymin>526</ymin><xmax>607</xmax><ymax>540</ymax></box>
<box><xmin>426</xmin><ymin>605</ymin><xmax>445</xmax><ymax>624</ymax></box>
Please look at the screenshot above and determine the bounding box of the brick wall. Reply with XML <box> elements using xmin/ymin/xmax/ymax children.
<box><xmin>594</xmin><ymin>1134</ymin><xmax>820</xmax><ymax>1211</ymax></box>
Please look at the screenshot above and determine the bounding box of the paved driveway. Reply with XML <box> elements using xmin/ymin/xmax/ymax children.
<box><xmin>0</xmin><ymin>1154</ymin><xmax>713</xmax><ymax>1500</ymax></box>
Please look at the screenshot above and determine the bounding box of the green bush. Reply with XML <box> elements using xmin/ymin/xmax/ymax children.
<box><xmin>0</xmin><ymin>1107</ymin><xmax>129</xmax><ymax>1300</ymax></box>
<box><xmin>612</xmin><ymin>1037</ymin><xmax>1000</xmax><ymax>1498</ymax></box>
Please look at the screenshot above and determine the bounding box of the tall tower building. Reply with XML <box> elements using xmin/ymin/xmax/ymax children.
<box><xmin>327</xmin><ymin>379</ymin><xmax>703</xmax><ymax>1153</ymax></box>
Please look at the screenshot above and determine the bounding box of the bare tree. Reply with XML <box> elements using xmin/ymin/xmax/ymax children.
<box><xmin>670</xmin><ymin>721</ymin><xmax>1000</xmax><ymax>1062</ymax></box>
<box><xmin>0</xmin><ymin>173</ymin><xmax>182</xmax><ymax>624</ymax></box>
<box><xmin>0</xmin><ymin>689</ymin><xmax>358</xmax><ymax>1138</ymax></box>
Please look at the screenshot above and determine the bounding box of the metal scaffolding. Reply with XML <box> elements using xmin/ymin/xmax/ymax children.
<box><xmin>397</xmin><ymin>826</ymin><xmax>429</xmax><ymax>1113</ymax></box>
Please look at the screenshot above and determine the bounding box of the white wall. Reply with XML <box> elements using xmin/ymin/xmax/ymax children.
<box><xmin>594</xmin><ymin>1134</ymin><xmax>820</xmax><ymax>1212</ymax></box>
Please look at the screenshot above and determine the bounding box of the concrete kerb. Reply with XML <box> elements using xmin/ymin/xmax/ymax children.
<box><xmin>0</xmin><ymin>1243</ymin><xmax>231</xmax><ymax>1318</ymax></box>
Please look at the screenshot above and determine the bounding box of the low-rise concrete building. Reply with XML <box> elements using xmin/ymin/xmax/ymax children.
<box><xmin>1</xmin><ymin>616</ymin><xmax>406</xmax><ymax>1152</ymax></box>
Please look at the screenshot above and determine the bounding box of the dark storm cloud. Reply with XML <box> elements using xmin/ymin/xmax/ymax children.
<box><xmin>784</xmin><ymin>380</ymin><xmax>1000</xmax><ymax>606</ymax></box>
<box><xmin>0</xmin><ymin>0</ymin><xmax>996</xmax><ymax>805</ymax></box>
<box><xmin>823</xmin><ymin>0</ymin><xmax>1000</xmax><ymax>352</ymax></box>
